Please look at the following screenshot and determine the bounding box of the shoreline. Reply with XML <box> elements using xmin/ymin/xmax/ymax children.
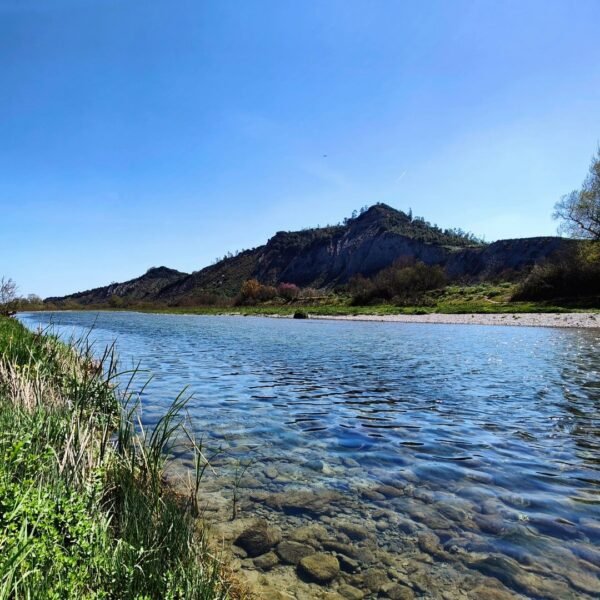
<box><xmin>308</xmin><ymin>312</ymin><xmax>600</xmax><ymax>329</ymax></box>
<box><xmin>18</xmin><ymin>309</ymin><xmax>600</xmax><ymax>329</ymax></box>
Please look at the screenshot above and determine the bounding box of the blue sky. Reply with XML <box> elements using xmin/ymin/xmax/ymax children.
<box><xmin>1</xmin><ymin>0</ymin><xmax>599</xmax><ymax>297</ymax></box>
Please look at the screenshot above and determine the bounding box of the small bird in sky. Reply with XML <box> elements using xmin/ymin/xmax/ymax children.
<box><xmin>322</xmin><ymin>154</ymin><xmax>328</xmax><ymax>158</ymax></box>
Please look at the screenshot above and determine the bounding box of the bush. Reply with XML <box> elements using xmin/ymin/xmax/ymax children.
<box><xmin>513</xmin><ymin>242</ymin><xmax>600</xmax><ymax>301</ymax></box>
<box><xmin>277</xmin><ymin>282</ymin><xmax>300</xmax><ymax>300</ymax></box>
<box><xmin>349</xmin><ymin>259</ymin><xmax>446</xmax><ymax>305</ymax></box>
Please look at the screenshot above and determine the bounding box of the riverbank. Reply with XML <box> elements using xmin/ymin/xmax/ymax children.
<box><xmin>310</xmin><ymin>312</ymin><xmax>600</xmax><ymax>329</ymax></box>
<box><xmin>0</xmin><ymin>316</ymin><xmax>243</xmax><ymax>599</ymax></box>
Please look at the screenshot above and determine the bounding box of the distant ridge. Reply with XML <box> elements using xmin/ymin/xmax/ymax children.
<box><xmin>46</xmin><ymin>204</ymin><xmax>570</xmax><ymax>306</ymax></box>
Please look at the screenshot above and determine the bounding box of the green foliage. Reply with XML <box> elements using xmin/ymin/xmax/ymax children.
<box><xmin>554</xmin><ymin>147</ymin><xmax>600</xmax><ymax>240</ymax></box>
<box><xmin>349</xmin><ymin>259</ymin><xmax>447</xmax><ymax>305</ymax></box>
<box><xmin>513</xmin><ymin>242</ymin><xmax>600</xmax><ymax>302</ymax></box>
<box><xmin>0</xmin><ymin>318</ymin><xmax>234</xmax><ymax>599</ymax></box>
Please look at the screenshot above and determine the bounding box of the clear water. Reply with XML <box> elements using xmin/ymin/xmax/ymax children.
<box><xmin>19</xmin><ymin>311</ymin><xmax>600</xmax><ymax>598</ymax></box>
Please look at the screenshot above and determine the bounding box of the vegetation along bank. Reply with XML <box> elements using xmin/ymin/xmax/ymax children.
<box><xmin>0</xmin><ymin>315</ymin><xmax>246</xmax><ymax>599</ymax></box>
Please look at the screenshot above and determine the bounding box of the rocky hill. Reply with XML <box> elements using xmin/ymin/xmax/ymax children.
<box><xmin>45</xmin><ymin>266</ymin><xmax>188</xmax><ymax>306</ymax></box>
<box><xmin>46</xmin><ymin>204</ymin><xmax>570</xmax><ymax>306</ymax></box>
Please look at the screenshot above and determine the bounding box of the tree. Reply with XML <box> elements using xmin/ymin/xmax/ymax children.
<box><xmin>0</xmin><ymin>277</ymin><xmax>18</xmax><ymax>316</ymax></box>
<box><xmin>553</xmin><ymin>148</ymin><xmax>600</xmax><ymax>240</ymax></box>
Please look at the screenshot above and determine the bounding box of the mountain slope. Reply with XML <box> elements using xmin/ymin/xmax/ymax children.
<box><xmin>46</xmin><ymin>204</ymin><xmax>570</xmax><ymax>306</ymax></box>
<box><xmin>45</xmin><ymin>266</ymin><xmax>188</xmax><ymax>305</ymax></box>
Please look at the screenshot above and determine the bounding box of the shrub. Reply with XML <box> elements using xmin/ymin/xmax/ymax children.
<box><xmin>277</xmin><ymin>282</ymin><xmax>300</xmax><ymax>300</ymax></box>
<box><xmin>350</xmin><ymin>259</ymin><xmax>446</xmax><ymax>305</ymax></box>
<box><xmin>513</xmin><ymin>242</ymin><xmax>600</xmax><ymax>301</ymax></box>
<box><xmin>239</xmin><ymin>279</ymin><xmax>262</xmax><ymax>303</ymax></box>
<box><xmin>257</xmin><ymin>285</ymin><xmax>277</xmax><ymax>301</ymax></box>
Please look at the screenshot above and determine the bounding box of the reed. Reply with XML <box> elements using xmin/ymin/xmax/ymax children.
<box><xmin>0</xmin><ymin>316</ymin><xmax>243</xmax><ymax>599</ymax></box>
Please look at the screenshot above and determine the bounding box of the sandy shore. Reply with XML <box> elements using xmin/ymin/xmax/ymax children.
<box><xmin>310</xmin><ymin>312</ymin><xmax>600</xmax><ymax>329</ymax></box>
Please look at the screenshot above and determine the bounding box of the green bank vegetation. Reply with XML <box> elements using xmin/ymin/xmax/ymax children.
<box><xmin>0</xmin><ymin>316</ymin><xmax>243</xmax><ymax>599</ymax></box>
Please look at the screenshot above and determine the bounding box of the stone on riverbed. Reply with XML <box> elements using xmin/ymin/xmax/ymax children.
<box><xmin>253</xmin><ymin>551</ymin><xmax>279</xmax><ymax>571</ymax></box>
<box><xmin>276</xmin><ymin>540</ymin><xmax>314</xmax><ymax>565</ymax></box>
<box><xmin>297</xmin><ymin>553</ymin><xmax>340</xmax><ymax>583</ymax></box>
<box><xmin>382</xmin><ymin>583</ymin><xmax>415</xmax><ymax>600</ymax></box>
<box><xmin>262</xmin><ymin>489</ymin><xmax>343</xmax><ymax>516</ymax></box>
<box><xmin>338</xmin><ymin>583</ymin><xmax>365</xmax><ymax>599</ymax></box>
<box><xmin>360</xmin><ymin>568</ymin><xmax>390</xmax><ymax>593</ymax></box>
<box><xmin>289</xmin><ymin>523</ymin><xmax>329</xmax><ymax>546</ymax></box>
<box><xmin>335</xmin><ymin>520</ymin><xmax>371</xmax><ymax>541</ymax></box>
<box><xmin>234</xmin><ymin>520</ymin><xmax>282</xmax><ymax>557</ymax></box>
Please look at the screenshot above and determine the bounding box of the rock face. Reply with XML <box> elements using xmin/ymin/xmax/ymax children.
<box><xmin>297</xmin><ymin>553</ymin><xmax>340</xmax><ymax>583</ymax></box>
<box><xmin>234</xmin><ymin>520</ymin><xmax>282</xmax><ymax>557</ymax></box>
<box><xmin>47</xmin><ymin>204</ymin><xmax>572</xmax><ymax>306</ymax></box>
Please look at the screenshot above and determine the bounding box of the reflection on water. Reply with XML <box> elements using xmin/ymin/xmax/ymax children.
<box><xmin>19</xmin><ymin>312</ymin><xmax>600</xmax><ymax>598</ymax></box>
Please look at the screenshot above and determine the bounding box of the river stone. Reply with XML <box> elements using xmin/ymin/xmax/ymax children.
<box><xmin>417</xmin><ymin>531</ymin><xmax>446</xmax><ymax>559</ymax></box>
<box><xmin>467</xmin><ymin>585</ymin><xmax>516</xmax><ymax>600</ymax></box>
<box><xmin>298</xmin><ymin>553</ymin><xmax>340</xmax><ymax>584</ymax></box>
<box><xmin>382</xmin><ymin>583</ymin><xmax>415</xmax><ymax>600</ymax></box>
<box><xmin>396</xmin><ymin>517</ymin><xmax>418</xmax><ymax>534</ymax></box>
<box><xmin>289</xmin><ymin>523</ymin><xmax>329</xmax><ymax>546</ymax></box>
<box><xmin>264</xmin><ymin>466</ymin><xmax>278</xmax><ymax>479</ymax></box>
<box><xmin>337</xmin><ymin>553</ymin><xmax>360</xmax><ymax>574</ymax></box>
<box><xmin>474</xmin><ymin>514</ymin><xmax>505</xmax><ymax>535</ymax></box>
<box><xmin>375</xmin><ymin>485</ymin><xmax>405</xmax><ymax>498</ymax></box>
<box><xmin>323</xmin><ymin>540</ymin><xmax>375</xmax><ymax>564</ymax></box>
<box><xmin>336</xmin><ymin>521</ymin><xmax>370</xmax><ymax>541</ymax></box>
<box><xmin>276</xmin><ymin>540</ymin><xmax>314</xmax><ymax>565</ymax></box>
<box><xmin>305</xmin><ymin>459</ymin><xmax>325</xmax><ymax>471</ymax></box>
<box><xmin>338</xmin><ymin>583</ymin><xmax>365</xmax><ymax>599</ymax></box>
<box><xmin>471</xmin><ymin>555</ymin><xmax>571</xmax><ymax>598</ymax></box>
<box><xmin>361</xmin><ymin>568</ymin><xmax>390</xmax><ymax>593</ymax></box>
<box><xmin>239</xmin><ymin>476</ymin><xmax>263</xmax><ymax>489</ymax></box>
<box><xmin>253</xmin><ymin>551</ymin><xmax>279</xmax><ymax>571</ymax></box>
<box><xmin>361</xmin><ymin>488</ymin><xmax>387</xmax><ymax>502</ymax></box>
<box><xmin>234</xmin><ymin>520</ymin><xmax>282</xmax><ymax>557</ymax></box>
<box><xmin>263</xmin><ymin>489</ymin><xmax>342</xmax><ymax>516</ymax></box>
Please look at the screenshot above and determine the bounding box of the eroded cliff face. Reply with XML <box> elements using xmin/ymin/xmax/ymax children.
<box><xmin>47</xmin><ymin>205</ymin><xmax>571</xmax><ymax>305</ymax></box>
<box><xmin>248</xmin><ymin>208</ymin><xmax>567</xmax><ymax>288</ymax></box>
<box><xmin>445</xmin><ymin>237</ymin><xmax>573</xmax><ymax>280</ymax></box>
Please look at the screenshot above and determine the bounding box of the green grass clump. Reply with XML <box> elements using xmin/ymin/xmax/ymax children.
<box><xmin>0</xmin><ymin>317</ymin><xmax>237</xmax><ymax>599</ymax></box>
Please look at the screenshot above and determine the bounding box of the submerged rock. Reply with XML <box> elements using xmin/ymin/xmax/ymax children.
<box><xmin>298</xmin><ymin>552</ymin><xmax>340</xmax><ymax>583</ymax></box>
<box><xmin>360</xmin><ymin>568</ymin><xmax>390</xmax><ymax>592</ymax></box>
<box><xmin>263</xmin><ymin>489</ymin><xmax>343</xmax><ymax>516</ymax></box>
<box><xmin>417</xmin><ymin>531</ymin><xmax>447</xmax><ymax>559</ymax></box>
<box><xmin>253</xmin><ymin>551</ymin><xmax>279</xmax><ymax>571</ymax></box>
<box><xmin>382</xmin><ymin>583</ymin><xmax>415</xmax><ymax>600</ymax></box>
<box><xmin>289</xmin><ymin>523</ymin><xmax>329</xmax><ymax>546</ymax></box>
<box><xmin>338</xmin><ymin>583</ymin><xmax>365</xmax><ymax>599</ymax></box>
<box><xmin>335</xmin><ymin>521</ymin><xmax>371</xmax><ymax>542</ymax></box>
<box><xmin>276</xmin><ymin>540</ymin><xmax>314</xmax><ymax>565</ymax></box>
<box><xmin>234</xmin><ymin>520</ymin><xmax>282</xmax><ymax>557</ymax></box>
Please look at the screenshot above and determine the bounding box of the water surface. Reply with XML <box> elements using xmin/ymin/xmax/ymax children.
<box><xmin>19</xmin><ymin>311</ymin><xmax>600</xmax><ymax>598</ymax></box>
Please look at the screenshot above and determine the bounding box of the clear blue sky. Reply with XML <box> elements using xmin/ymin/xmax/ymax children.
<box><xmin>1</xmin><ymin>0</ymin><xmax>599</xmax><ymax>297</ymax></box>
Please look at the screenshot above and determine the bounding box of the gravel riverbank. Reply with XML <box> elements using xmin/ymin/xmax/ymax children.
<box><xmin>309</xmin><ymin>312</ymin><xmax>600</xmax><ymax>329</ymax></box>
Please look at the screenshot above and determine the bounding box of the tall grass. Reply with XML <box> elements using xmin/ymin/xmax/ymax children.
<box><xmin>0</xmin><ymin>317</ymin><xmax>240</xmax><ymax>599</ymax></box>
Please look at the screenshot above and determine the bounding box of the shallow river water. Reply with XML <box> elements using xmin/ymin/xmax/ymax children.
<box><xmin>19</xmin><ymin>312</ymin><xmax>600</xmax><ymax>599</ymax></box>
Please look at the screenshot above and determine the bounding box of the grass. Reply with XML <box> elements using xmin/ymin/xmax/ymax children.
<box><xmin>0</xmin><ymin>316</ymin><xmax>242</xmax><ymax>599</ymax></box>
<box><xmin>68</xmin><ymin>283</ymin><xmax>597</xmax><ymax>317</ymax></box>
